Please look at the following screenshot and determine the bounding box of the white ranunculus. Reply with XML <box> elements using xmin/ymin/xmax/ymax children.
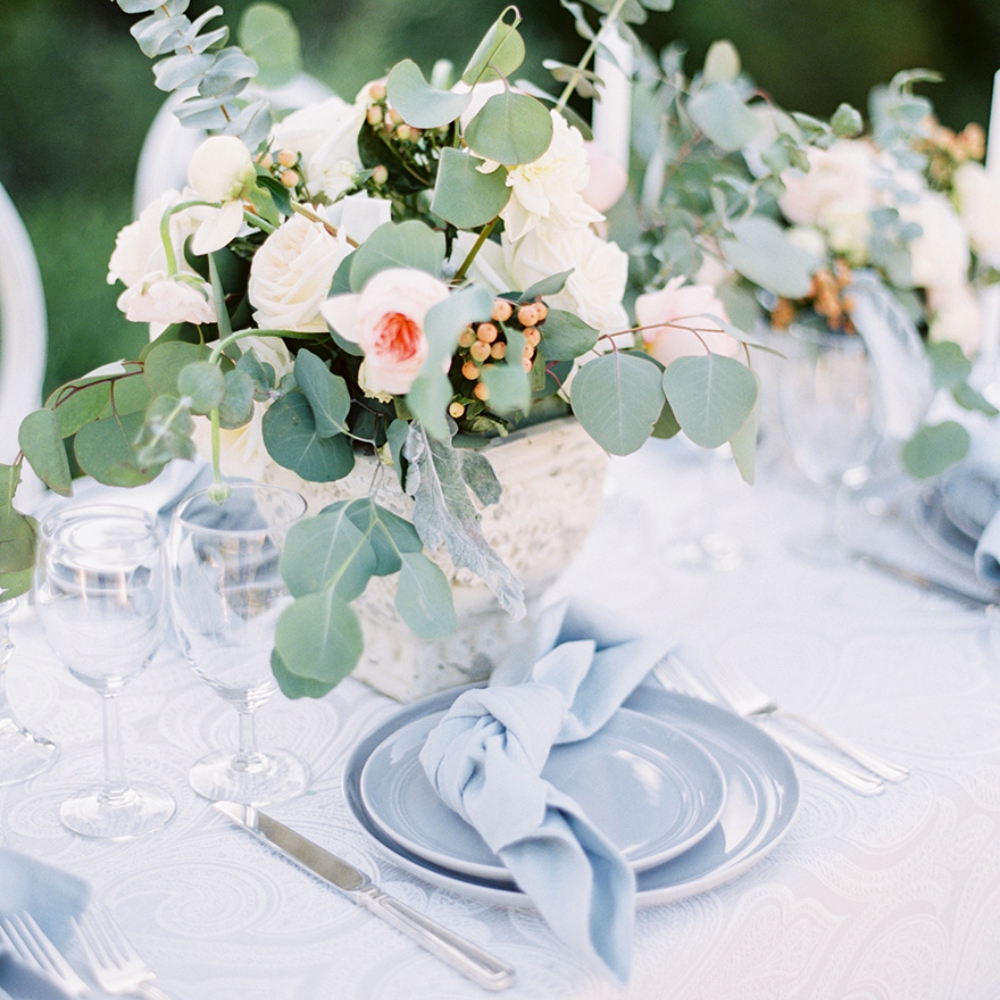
<box><xmin>490</xmin><ymin>111</ymin><xmax>604</xmax><ymax>241</ymax></box>
<box><xmin>190</xmin><ymin>335</ymin><xmax>295</xmax><ymax>480</ymax></box>
<box><xmin>270</xmin><ymin>95</ymin><xmax>366</xmax><ymax>202</ymax></box>
<box><xmin>504</xmin><ymin>224</ymin><xmax>629</xmax><ymax>334</ymax></box>
<box><xmin>249</xmin><ymin>213</ymin><xmax>350</xmax><ymax>332</ymax></box>
<box><xmin>902</xmin><ymin>188</ymin><xmax>970</xmax><ymax>291</ymax></box>
<box><xmin>635</xmin><ymin>277</ymin><xmax>739</xmax><ymax>367</ymax></box>
<box><xmin>116</xmin><ymin>272</ymin><xmax>216</xmax><ymax>327</ymax></box>
<box><xmin>188</xmin><ymin>135</ymin><xmax>255</xmax><ymax>203</ymax></box>
<box><xmin>954</xmin><ymin>161</ymin><xmax>1000</xmax><ymax>265</ymax></box>
<box><xmin>321</xmin><ymin>268</ymin><xmax>451</xmax><ymax>396</ymax></box>
<box><xmin>928</xmin><ymin>284</ymin><xmax>983</xmax><ymax>357</ymax></box>
<box><xmin>780</xmin><ymin>139</ymin><xmax>879</xmax><ymax>229</ymax></box>
<box><xmin>108</xmin><ymin>189</ymin><xmax>198</xmax><ymax>288</ymax></box>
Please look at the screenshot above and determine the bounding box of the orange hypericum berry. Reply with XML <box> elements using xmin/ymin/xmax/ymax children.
<box><xmin>517</xmin><ymin>303</ymin><xmax>540</xmax><ymax>327</ymax></box>
<box><xmin>257</xmin><ymin>152</ymin><xmax>274</xmax><ymax>169</ymax></box>
<box><xmin>474</xmin><ymin>382</ymin><xmax>490</xmax><ymax>401</ymax></box>
<box><xmin>534</xmin><ymin>302</ymin><xmax>548</xmax><ymax>322</ymax></box>
<box><xmin>461</xmin><ymin>360</ymin><xmax>480</xmax><ymax>380</ymax></box>
<box><xmin>277</xmin><ymin>149</ymin><xmax>297</xmax><ymax>168</ymax></box>
<box><xmin>368</xmin><ymin>82</ymin><xmax>387</xmax><ymax>102</ymax></box>
<box><xmin>524</xmin><ymin>327</ymin><xmax>541</xmax><ymax>347</ymax></box>
<box><xmin>280</xmin><ymin>169</ymin><xmax>300</xmax><ymax>188</ymax></box>
<box><xmin>476</xmin><ymin>322</ymin><xmax>498</xmax><ymax>343</ymax></box>
<box><xmin>367</xmin><ymin>106</ymin><xmax>384</xmax><ymax>126</ymax></box>
<box><xmin>490</xmin><ymin>341</ymin><xmax>507</xmax><ymax>360</ymax></box>
<box><xmin>389</xmin><ymin>108</ymin><xmax>403</xmax><ymax>126</ymax></box>
<box><xmin>371</xmin><ymin>165</ymin><xmax>389</xmax><ymax>186</ymax></box>
<box><xmin>396</xmin><ymin>124</ymin><xmax>413</xmax><ymax>142</ymax></box>
<box><xmin>457</xmin><ymin>327</ymin><xmax>476</xmax><ymax>348</ymax></box>
<box><xmin>470</xmin><ymin>340</ymin><xmax>491</xmax><ymax>362</ymax></box>
<box><xmin>521</xmin><ymin>356</ymin><xmax>533</xmax><ymax>372</ymax></box>
<box><xmin>492</xmin><ymin>299</ymin><xmax>513</xmax><ymax>323</ymax></box>
<box><xmin>448</xmin><ymin>401</ymin><xmax>465</xmax><ymax>418</ymax></box>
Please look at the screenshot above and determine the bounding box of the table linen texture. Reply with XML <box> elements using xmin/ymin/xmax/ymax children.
<box><xmin>1</xmin><ymin>445</ymin><xmax>1000</xmax><ymax>998</ymax></box>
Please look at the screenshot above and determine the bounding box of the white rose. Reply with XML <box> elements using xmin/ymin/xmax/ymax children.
<box><xmin>954</xmin><ymin>161</ymin><xmax>1000</xmax><ymax>265</ymax></box>
<box><xmin>928</xmin><ymin>284</ymin><xmax>983</xmax><ymax>357</ymax></box>
<box><xmin>504</xmin><ymin>224</ymin><xmax>629</xmax><ymax>334</ymax></box>
<box><xmin>635</xmin><ymin>276</ymin><xmax>739</xmax><ymax>367</ymax></box>
<box><xmin>270</xmin><ymin>96</ymin><xmax>366</xmax><ymax>202</ymax></box>
<box><xmin>249</xmin><ymin>213</ymin><xmax>350</xmax><ymax>331</ymax></box>
<box><xmin>190</xmin><ymin>336</ymin><xmax>295</xmax><ymax>480</ymax></box>
<box><xmin>188</xmin><ymin>136</ymin><xmax>255</xmax><ymax>202</ymax></box>
<box><xmin>321</xmin><ymin>268</ymin><xmax>451</xmax><ymax>395</ymax></box>
<box><xmin>902</xmin><ymin>188</ymin><xmax>970</xmax><ymax>291</ymax></box>
<box><xmin>116</xmin><ymin>272</ymin><xmax>216</xmax><ymax>327</ymax></box>
<box><xmin>108</xmin><ymin>188</ymin><xmax>198</xmax><ymax>288</ymax></box>
<box><xmin>492</xmin><ymin>111</ymin><xmax>604</xmax><ymax>241</ymax></box>
<box><xmin>780</xmin><ymin>139</ymin><xmax>878</xmax><ymax>228</ymax></box>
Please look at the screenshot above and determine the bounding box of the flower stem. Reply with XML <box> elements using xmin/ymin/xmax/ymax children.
<box><xmin>555</xmin><ymin>0</ymin><xmax>630</xmax><ymax>113</ymax></box>
<box><xmin>453</xmin><ymin>218</ymin><xmax>498</xmax><ymax>283</ymax></box>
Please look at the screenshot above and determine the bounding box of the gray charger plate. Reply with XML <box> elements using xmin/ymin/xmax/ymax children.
<box><xmin>344</xmin><ymin>685</ymin><xmax>800</xmax><ymax>908</ymax></box>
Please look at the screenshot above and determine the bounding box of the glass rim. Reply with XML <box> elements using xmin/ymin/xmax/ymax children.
<box><xmin>171</xmin><ymin>482</ymin><xmax>308</xmax><ymax>537</ymax></box>
<box><xmin>37</xmin><ymin>503</ymin><xmax>161</xmax><ymax>542</ymax></box>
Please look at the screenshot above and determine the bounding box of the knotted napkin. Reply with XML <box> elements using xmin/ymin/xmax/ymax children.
<box><xmin>419</xmin><ymin>599</ymin><xmax>673</xmax><ymax>982</ymax></box>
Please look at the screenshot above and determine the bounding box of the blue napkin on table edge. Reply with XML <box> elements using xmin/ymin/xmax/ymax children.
<box><xmin>0</xmin><ymin>848</ymin><xmax>90</xmax><ymax>949</ymax></box>
<box><xmin>419</xmin><ymin>598</ymin><xmax>674</xmax><ymax>983</ymax></box>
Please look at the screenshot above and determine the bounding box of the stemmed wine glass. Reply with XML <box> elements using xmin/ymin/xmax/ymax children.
<box><xmin>168</xmin><ymin>483</ymin><xmax>309</xmax><ymax>806</ymax></box>
<box><xmin>0</xmin><ymin>600</ymin><xmax>58</xmax><ymax>785</ymax></box>
<box><xmin>778</xmin><ymin>327</ymin><xmax>882</xmax><ymax>562</ymax></box>
<box><xmin>34</xmin><ymin>505</ymin><xmax>175</xmax><ymax>838</ymax></box>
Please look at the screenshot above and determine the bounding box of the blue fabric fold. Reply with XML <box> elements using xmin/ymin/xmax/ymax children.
<box><xmin>419</xmin><ymin>599</ymin><xmax>673</xmax><ymax>982</ymax></box>
<box><xmin>0</xmin><ymin>848</ymin><xmax>90</xmax><ymax>949</ymax></box>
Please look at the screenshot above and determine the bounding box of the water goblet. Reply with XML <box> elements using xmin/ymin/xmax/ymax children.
<box><xmin>168</xmin><ymin>483</ymin><xmax>309</xmax><ymax>806</ymax></box>
<box><xmin>34</xmin><ymin>505</ymin><xmax>174</xmax><ymax>838</ymax></box>
<box><xmin>0</xmin><ymin>600</ymin><xmax>58</xmax><ymax>786</ymax></box>
<box><xmin>778</xmin><ymin>327</ymin><xmax>882</xmax><ymax>562</ymax></box>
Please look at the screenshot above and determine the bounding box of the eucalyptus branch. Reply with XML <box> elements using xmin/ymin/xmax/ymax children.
<box><xmin>555</xmin><ymin>0</ymin><xmax>630</xmax><ymax>113</ymax></box>
<box><xmin>453</xmin><ymin>218</ymin><xmax>498</xmax><ymax>283</ymax></box>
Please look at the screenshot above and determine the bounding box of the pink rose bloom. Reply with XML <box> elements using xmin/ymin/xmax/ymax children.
<box><xmin>635</xmin><ymin>276</ymin><xmax>738</xmax><ymax>367</ymax></box>
<box><xmin>582</xmin><ymin>141</ymin><xmax>628</xmax><ymax>212</ymax></box>
<box><xmin>321</xmin><ymin>268</ymin><xmax>450</xmax><ymax>395</ymax></box>
<box><xmin>117</xmin><ymin>272</ymin><xmax>216</xmax><ymax>327</ymax></box>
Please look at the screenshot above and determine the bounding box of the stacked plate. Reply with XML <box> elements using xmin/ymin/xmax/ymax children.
<box><xmin>344</xmin><ymin>685</ymin><xmax>800</xmax><ymax>908</ymax></box>
<box><xmin>914</xmin><ymin>468</ymin><xmax>1000</xmax><ymax>568</ymax></box>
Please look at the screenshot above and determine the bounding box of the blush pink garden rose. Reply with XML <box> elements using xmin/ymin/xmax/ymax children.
<box><xmin>116</xmin><ymin>271</ymin><xmax>216</xmax><ymax>327</ymax></box>
<box><xmin>635</xmin><ymin>276</ymin><xmax>738</xmax><ymax>367</ymax></box>
<box><xmin>321</xmin><ymin>268</ymin><xmax>451</xmax><ymax>396</ymax></box>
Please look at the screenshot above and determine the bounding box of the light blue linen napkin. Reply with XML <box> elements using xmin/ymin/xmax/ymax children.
<box><xmin>419</xmin><ymin>599</ymin><xmax>673</xmax><ymax>982</ymax></box>
<box><xmin>0</xmin><ymin>848</ymin><xmax>90</xmax><ymax>948</ymax></box>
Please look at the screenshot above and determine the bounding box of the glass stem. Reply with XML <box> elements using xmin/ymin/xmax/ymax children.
<box><xmin>821</xmin><ymin>484</ymin><xmax>841</xmax><ymax>547</ymax></box>
<box><xmin>102</xmin><ymin>693</ymin><xmax>129</xmax><ymax>795</ymax></box>
<box><xmin>0</xmin><ymin>607</ymin><xmax>13</xmax><ymax>722</ymax></box>
<box><xmin>234</xmin><ymin>709</ymin><xmax>266</xmax><ymax>773</ymax></box>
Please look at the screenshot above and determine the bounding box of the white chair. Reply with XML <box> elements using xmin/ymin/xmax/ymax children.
<box><xmin>0</xmin><ymin>181</ymin><xmax>47</xmax><ymax>467</ymax></box>
<box><xmin>134</xmin><ymin>73</ymin><xmax>334</xmax><ymax>216</ymax></box>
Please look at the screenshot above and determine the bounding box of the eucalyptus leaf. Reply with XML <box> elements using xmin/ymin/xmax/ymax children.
<box><xmin>101</xmin><ymin>372</ymin><xmax>152</xmax><ymax>419</ymax></box>
<box><xmin>952</xmin><ymin>381</ymin><xmax>1000</xmax><ymax>417</ymax></box>
<box><xmin>719</xmin><ymin>216</ymin><xmax>817</xmax><ymax>299</ymax></box>
<box><xmin>236</xmin><ymin>349</ymin><xmax>274</xmax><ymax>401</ymax></box>
<box><xmin>135</xmin><ymin>395</ymin><xmax>195</xmax><ymax>466</ymax></box>
<box><xmin>386</xmin><ymin>59</ymin><xmax>472</xmax><ymax>128</ymax></box>
<box><xmin>198</xmin><ymin>47</ymin><xmax>258</xmax><ymax>98</ymax></box>
<box><xmin>46</xmin><ymin>379</ymin><xmax>112</xmax><ymax>439</ymax></box>
<box><xmin>431</xmin><ymin>149</ymin><xmax>511</xmax><ymax>228</ymax></box>
<box><xmin>423</xmin><ymin>285</ymin><xmax>495</xmax><ymax>372</ymax></box>
<box><xmin>461</xmin><ymin>7</ymin><xmax>526</xmax><ymax>85</ymax></box>
<box><xmin>900</xmin><ymin>421</ymin><xmax>970</xmax><ymax>479</ymax></box>
<box><xmin>386</xmin><ymin>418</ymin><xmax>411</xmax><ymax>488</ymax></box>
<box><xmin>395</xmin><ymin>551</ymin><xmax>458</xmax><ymax>639</ymax></box>
<box><xmin>281</xmin><ymin>506</ymin><xmax>376</xmax><ymax>600</ymax></box>
<box><xmin>294</xmin><ymin>349</ymin><xmax>351</xmax><ymax>437</ymax></box>
<box><xmin>333</xmin><ymin>498</ymin><xmax>422</xmax><ymax>576</ymax></box>
<box><xmin>483</xmin><ymin>365</ymin><xmax>531</xmax><ymax>415</ymax></box>
<box><xmin>729</xmin><ymin>370</ymin><xmax>762</xmax><ymax>484</ymax></box>
<box><xmin>218</xmin><ymin>369</ymin><xmax>256</xmax><ymax>428</ymax></box>
<box><xmin>144</xmin><ymin>341</ymin><xmax>210</xmax><ymax>400</ymax></box>
<box><xmin>271</xmin><ymin>648</ymin><xmax>338</xmax><ymax>699</ymax></box>
<box><xmin>538</xmin><ymin>309</ymin><xmax>599</xmax><ymax>360</ymax></box>
<box><xmin>74</xmin><ymin>413</ymin><xmax>164</xmax><ymax>487</ymax></box>
<box><xmin>178</xmin><ymin>361</ymin><xmax>225</xmax><ymax>414</ymax></box>
<box><xmin>651</xmin><ymin>397</ymin><xmax>681</xmax><ymax>439</ymax></box>
<box><xmin>465</xmin><ymin>92</ymin><xmax>554</xmax><ymax>166</ymax></box>
<box><xmin>349</xmin><ymin>221</ymin><xmax>446</xmax><ymax>291</ymax></box>
<box><xmin>274</xmin><ymin>589</ymin><xmax>364</xmax><ymax>688</ymax></box>
<box><xmin>17</xmin><ymin>410</ymin><xmax>71</xmax><ymax>497</ymax></box>
<box><xmin>405</xmin><ymin>372</ymin><xmax>452</xmax><ymax>441</ymax></box>
<box><xmin>926</xmin><ymin>340</ymin><xmax>972</xmax><ymax>391</ymax></box>
<box><xmin>662</xmin><ymin>354</ymin><xmax>759</xmax><ymax>448</ymax></box>
<box><xmin>687</xmin><ymin>81</ymin><xmax>760</xmax><ymax>152</ymax></box>
<box><xmin>520</xmin><ymin>270</ymin><xmax>574</xmax><ymax>300</ymax></box>
<box><xmin>261</xmin><ymin>392</ymin><xmax>355</xmax><ymax>482</ymax></box>
<box><xmin>239</xmin><ymin>2</ymin><xmax>300</xmax><ymax>89</ymax></box>
<box><xmin>570</xmin><ymin>352</ymin><xmax>665</xmax><ymax>455</ymax></box>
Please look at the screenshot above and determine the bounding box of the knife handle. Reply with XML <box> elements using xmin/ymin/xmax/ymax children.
<box><xmin>358</xmin><ymin>885</ymin><xmax>515</xmax><ymax>991</ymax></box>
<box><xmin>766</xmin><ymin>726</ymin><xmax>886</xmax><ymax>796</ymax></box>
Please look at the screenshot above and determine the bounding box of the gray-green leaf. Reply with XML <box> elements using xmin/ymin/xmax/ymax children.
<box><xmin>281</xmin><ymin>505</ymin><xmax>376</xmax><ymax>600</ymax></box>
<box><xmin>178</xmin><ymin>361</ymin><xmax>225</xmax><ymax>414</ymax></box>
<box><xmin>465</xmin><ymin>92</ymin><xmax>554</xmax><ymax>166</ymax></box>
<box><xmin>386</xmin><ymin>58</ymin><xmax>472</xmax><ymax>128</ymax></box>
<box><xmin>900</xmin><ymin>421</ymin><xmax>970</xmax><ymax>479</ymax></box>
<box><xmin>395</xmin><ymin>551</ymin><xmax>458</xmax><ymax>639</ymax></box>
<box><xmin>349</xmin><ymin>221</ymin><xmax>446</xmax><ymax>292</ymax></box>
<box><xmin>719</xmin><ymin>217</ymin><xmax>817</xmax><ymax>299</ymax></box>
<box><xmin>18</xmin><ymin>409</ymin><xmax>72</xmax><ymax>496</ymax></box>
<box><xmin>431</xmin><ymin>148</ymin><xmax>511</xmax><ymax>228</ymax></box>
<box><xmin>274</xmin><ymin>590</ymin><xmax>364</xmax><ymax>689</ymax></box>
<box><xmin>261</xmin><ymin>392</ymin><xmax>355</xmax><ymax>482</ymax></box>
<box><xmin>294</xmin><ymin>349</ymin><xmax>351</xmax><ymax>437</ymax></box>
<box><xmin>687</xmin><ymin>81</ymin><xmax>760</xmax><ymax>152</ymax></box>
<box><xmin>239</xmin><ymin>2</ymin><xmax>301</xmax><ymax>90</ymax></box>
<box><xmin>662</xmin><ymin>354</ymin><xmax>759</xmax><ymax>448</ymax></box>
<box><xmin>461</xmin><ymin>8</ymin><xmax>526</xmax><ymax>85</ymax></box>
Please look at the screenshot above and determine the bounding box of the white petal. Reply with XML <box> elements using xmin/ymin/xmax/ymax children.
<box><xmin>321</xmin><ymin>292</ymin><xmax>362</xmax><ymax>343</ymax></box>
<box><xmin>192</xmin><ymin>201</ymin><xmax>244</xmax><ymax>256</ymax></box>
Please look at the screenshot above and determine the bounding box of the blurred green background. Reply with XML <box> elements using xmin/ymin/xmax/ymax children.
<box><xmin>1</xmin><ymin>0</ymin><xmax>998</xmax><ymax>398</ymax></box>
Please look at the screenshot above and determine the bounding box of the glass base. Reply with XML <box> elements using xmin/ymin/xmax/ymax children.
<box><xmin>787</xmin><ymin>529</ymin><xmax>848</xmax><ymax>566</ymax></box>
<box><xmin>0</xmin><ymin>719</ymin><xmax>59</xmax><ymax>786</ymax></box>
<box><xmin>189</xmin><ymin>748</ymin><xmax>309</xmax><ymax>806</ymax></box>
<box><xmin>60</xmin><ymin>782</ymin><xmax>176</xmax><ymax>840</ymax></box>
<box><xmin>667</xmin><ymin>530</ymin><xmax>743</xmax><ymax>572</ymax></box>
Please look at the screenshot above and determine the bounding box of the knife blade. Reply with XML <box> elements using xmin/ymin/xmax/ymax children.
<box><xmin>851</xmin><ymin>552</ymin><xmax>1000</xmax><ymax>613</ymax></box>
<box><xmin>214</xmin><ymin>802</ymin><xmax>515</xmax><ymax>992</ymax></box>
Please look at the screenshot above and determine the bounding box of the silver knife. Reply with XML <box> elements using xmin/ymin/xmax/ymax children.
<box><xmin>852</xmin><ymin>552</ymin><xmax>1000</xmax><ymax>613</ymax></box>
<box><xmin>214</xmin><ymin>802</ymin><xmax>515</xmax><ymax>992</ymax></box>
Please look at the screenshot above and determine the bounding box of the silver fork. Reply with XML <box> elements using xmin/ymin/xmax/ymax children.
<box><xmin>72</xmin><ymin>909</ymin><xmax>174</xmax><ymax>1000</ymax></box>
<box><xmin>0</xmin><ymin>913</ymin><xmax>91</xmax><ymax>998</ymax></box>
<box><xmin>656</xmin><ymin>656</ymin><xmax>888</xmax><ymax>796</ymax></box>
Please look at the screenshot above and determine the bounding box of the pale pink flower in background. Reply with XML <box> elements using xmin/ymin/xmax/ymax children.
<box><xmin>322</xmin><ymin>268</ymin><xmax>451</xmax><ymax>395</ymax></box>
<box><xmin>249</xmin><ymin>214</ymin><xmax>350</xmax><ymax>332</ymax></box>
<box><xmin>928</xmin><ymin>284</ymin><xmax>983</xmax><ymax>357</ymax></box>
<box><xmin>779</xmin><ymin>140</ymin><xmax>878</xmax><ymax>227</ymax></box>
<box><xmin>582</xmin><ymin>142</ymin><xmax>628</xmax><ymax>212</ymax></box>
<box><xmin>116</xmin><ymin>272</ymin><xmax>216</xmax><ymax>327</ymax></box>
<box><xmin>635</xmin><ymin>277</ymin><xmax>738</xmax><ymax>367</ymax></box>
<box><xmin>902</xmin><ymin>188</ymin><xmax>970</xmax><ymax>291</ymax></box>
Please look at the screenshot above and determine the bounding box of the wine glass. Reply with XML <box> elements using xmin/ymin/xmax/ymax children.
<box><xmin>168</xmin><ymin>483</ymin><xmax>309</xmax><ymax>806</ymax></box>
<box><xmin>34</xmin><ymin>505</ymin><xmax>174</xmax><ymax>838</ymax></box>
<box><xmin>778</xmin><ymin>327</ymin><xmax>882</xmax><ymax>562</ymax></box>
<box><xmin>0</xmin><ymin>600</ymin><xmax>58</xmax><ymax>785</ymax></box>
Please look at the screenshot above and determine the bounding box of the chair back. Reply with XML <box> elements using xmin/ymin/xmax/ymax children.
<box><xmin>0</xmin><ymin>181</ymin><xmax>47</xmax><ymax>464</ymax></box>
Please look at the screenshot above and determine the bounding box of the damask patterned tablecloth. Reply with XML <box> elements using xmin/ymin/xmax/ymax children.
<box><xmin>3</xmin><ymin>445</ymin><xmax>1000</xmax><ymax>1000</ymax></box>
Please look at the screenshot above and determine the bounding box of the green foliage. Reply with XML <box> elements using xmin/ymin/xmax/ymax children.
<box><xmin>239</xmin><ymin>2</ymin><xmax>301</xmax><ymax>89</ymax></box>
<box><xmin>661</xmin><ymin>354</ymin><xmax>759</xmax><ymax>448</ymax></box>
<box><xmin>461</xmin><ymin>7</ymin><xmax>526</xmax><ymax>85</ymax></box>
<box><xmin>386</xmin><ymin>59</ymin><xmax>472</xmax><ymax>129</ymax></box>
<box><xmin>18</xmin><ymin>409</ymin><xmax>72</xmax><ymax>496</ymax></box>
<box><xmin>465</xmin><ymin>92</ymin><xmax>555</xmax><ymax>166</ymax></box>
<box><xmin>431</xmin><ymin>149</ymin><xmax>511</xmax><ymax>228</ymax></box>
<box><xmin>348</xmin><ymin>221</ymin><xmax>446</xmax><ymax>291</ymax></box>
<box><xmin>900</xmin><ymin>421</ymin><xmax>970</xmax><ymax>479</ymax></box>
<box><xmin>261</xmin><ymin>392</ymin><xmax>355</xmax><ymax>481</ymax></box>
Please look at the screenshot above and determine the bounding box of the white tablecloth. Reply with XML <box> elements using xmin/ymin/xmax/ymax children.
<box><xmin>3</xmin><ymin>446</ymin><xmax>1000</xmax><ymax>1000</ymax></box>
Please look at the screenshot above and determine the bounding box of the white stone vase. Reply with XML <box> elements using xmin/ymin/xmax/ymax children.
<box><xmin>264</xmin><ymin>417</ymin><xmax>609</xmax><ymax>701</ymax></box>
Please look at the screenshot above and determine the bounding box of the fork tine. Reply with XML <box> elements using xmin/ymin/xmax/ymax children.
<box><xmin>0</xmin><ymin>913</ymin><xmax>91</xmax><ymax>997</ymax></box>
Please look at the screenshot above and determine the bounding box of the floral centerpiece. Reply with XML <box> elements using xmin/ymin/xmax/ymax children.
<box><xmin>0</xmin><ymin>0</ymin><xmax>899</xmax><ymax>697</ymax></box>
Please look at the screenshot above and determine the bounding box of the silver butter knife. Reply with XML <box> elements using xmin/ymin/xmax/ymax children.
<box><xmin>852</xmin><ymin>552</ymin><xmax>999</xmax><ymax>613</ymax></box>
<box><xmin>214</xmin><ymin>802</ymin><xmax>515</xmax><ymax>992</ymax></box>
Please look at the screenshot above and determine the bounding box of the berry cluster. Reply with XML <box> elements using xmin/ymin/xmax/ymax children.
<box><xmin>448</xmin><ymin>298</ymin><xmax>549</xmax><ymax>418</ymax></box>
<box><xmin>362</xmin><ymin>82</ymin><xmax>447</xmax><ymax>188</ymax></box>
<box><xmin>256</xmin><ymin>148</ymin><xmax>304</xmax><ymax>192</ymax></box>
<box><xmin>771</xmin><ymin>259</ymin><xmax>856</xmax><ymax>333</ymax></box>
